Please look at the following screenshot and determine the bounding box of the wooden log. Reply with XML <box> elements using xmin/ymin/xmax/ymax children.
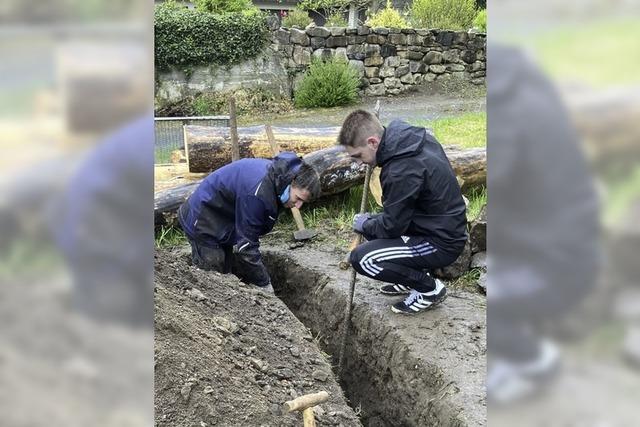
<box><xmin>154</xmin><ymin>145</ymin><xmax>486</xmax><ymax>227</ymax></box>
<box><xmin>185</xmin><ymin>125</ymin><xmax>340</xmax><ymax>173</ymax></box>
<box><xmin>283</xmin><ymin>391</ymin><xmax>329</xmax><ymax>413</ymax></box>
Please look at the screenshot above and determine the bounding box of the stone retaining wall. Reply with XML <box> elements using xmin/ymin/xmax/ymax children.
<box><xmin>273</xmin><ymin>25</ymin><xmax>486</xmax><ymax>96</ymax></box>
<box><xmin>154</xmin><ymin>25</ymin><xmax>485</xmax><ymax>105</ymax></box>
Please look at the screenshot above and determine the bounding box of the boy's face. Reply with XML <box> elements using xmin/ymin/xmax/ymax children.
<box><xmin>285</xmin><ymin>186</ymin><xmax>311</xmax><ymax>209</ymax></box>
<box><xmin>345</xmin><ymin>137</ymin><xmax>380</xmax><ymax>166</ymax></box>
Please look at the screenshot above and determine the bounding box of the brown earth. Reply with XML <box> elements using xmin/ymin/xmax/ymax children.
<box><xmin>154</xmin><ymin>248</ymin><xmax>361</xmax><ymax>427</ymax></box>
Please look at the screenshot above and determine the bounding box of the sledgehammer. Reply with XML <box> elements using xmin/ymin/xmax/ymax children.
<box><xmin>283</xmin><ymin>391</ymin><xmax>329</xmax><ymax>427</ymax></box>
<box><xmin>265</xmin><ymin>124</ymin><xmax>317</xmax><ymax>241</ymax></box>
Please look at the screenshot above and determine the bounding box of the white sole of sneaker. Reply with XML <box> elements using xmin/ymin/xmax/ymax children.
<box><xmin>379</xmin><ymin>290</ymin><xmax>411</xmax><ymax>296</ymax></box>
<box><xmin>390</xmin><ymin>294</ymin><xmax>448</xmax><ymax>315</ymax></box>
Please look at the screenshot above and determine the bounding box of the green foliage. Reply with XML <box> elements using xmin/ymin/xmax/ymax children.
<box><xmin>410</xmin><ymin>0</ymin><xmax>477</xmax><ymax>30</ymax></box>
<box><xmin>466</xmin><ymin>187</ymin><xmax>487</xmax><ymax>221</ymax></box>
<box><xmin>194</xmin><ymin>0</ymin><xmax>257</xmax><ymax>14</ymax></box>
<box><xmin>155</xmin><ymin>227</ymin><xmax>187</xmax><ymax>248</ymax></box>
<box><xmin>294</xmin><ymin>58</ymin><xmax>360</xmax><ymax>108</ymax></box>
<box><xmin>282</xmin><ymin>8</ymin><xmax>313</xmax><ymax>28</ymax></box>
<box><xmin>298</xmin><ymin>0</ymin><xmax>369</xmax><ymax>21</ymax></box>
<box><xmin>154</xmin><ymin>4</ymin><xmax>268</xmax><ymax>69</ymax></box>
<box><xmin>473</xmin><ymin>8</ymin><xmax>486</xmax><ymax>32</ymax></box>
<box><xmin>325</xmin><ymin>11</ymin><xmax>348</xmax><ymax>26</ymax></box>
<box><xmin>366</xmin><ymin>0</ymin><xmax>409</xmax><ymax>29</ymax></box>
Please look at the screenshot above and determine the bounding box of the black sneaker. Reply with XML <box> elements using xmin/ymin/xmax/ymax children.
<box><xmin>391</xmin><ymin>281</ymin><xmax>447</xmax><ymax>314</ymax></box>
<box><xmin>380</xmin><ymin>283</ymin><xmax>412</xmax><ymax>295</ymax></box>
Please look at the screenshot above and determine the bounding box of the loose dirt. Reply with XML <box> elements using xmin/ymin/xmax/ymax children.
<box><xmin>154</xmin><ymin>248</ymin><xmax>361</xmax><ymax>427</ymax></box>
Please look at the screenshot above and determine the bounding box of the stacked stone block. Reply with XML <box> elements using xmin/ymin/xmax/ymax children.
<box><xmin>271</xmin><ymin>26</ymin><xmax>486</xmax><ymax>96</ymax></box>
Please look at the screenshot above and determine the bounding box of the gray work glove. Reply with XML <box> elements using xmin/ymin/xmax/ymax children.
<box><xmin>352</xmin><ymin>213</ymin><xmax>372</xmax><ymax>234</ymax></box>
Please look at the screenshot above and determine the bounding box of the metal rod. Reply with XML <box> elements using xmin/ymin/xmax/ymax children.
<box><xmin>337</xmin><ymin>100</ymin><xmax>380</xmax><ymax>375</ymax></box>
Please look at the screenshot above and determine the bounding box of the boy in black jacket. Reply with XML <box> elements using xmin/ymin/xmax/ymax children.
<box><xmin>339</xmin><ymin>110</ymin><xmax>467</xmax><ymax>314</ymax></box>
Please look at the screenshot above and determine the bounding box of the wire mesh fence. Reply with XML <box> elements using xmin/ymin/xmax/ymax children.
<box><xmin>154</xmin><ymin>116</ymin><xmax>230</xmax><ymax>164</ymax></box>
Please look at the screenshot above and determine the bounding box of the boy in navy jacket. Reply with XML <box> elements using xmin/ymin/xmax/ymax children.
<box><xmin>179</xmin><ymin>152</ymin><xmax>320</xmax><ymax>292</ymax></box>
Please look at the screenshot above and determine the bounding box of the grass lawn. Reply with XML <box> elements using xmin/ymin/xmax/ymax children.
<box><xmin>527</xmin><ymin>18</ymin><xmax>640</xmax><ymax>87</ymax></box>
<box><xmin>410</xmin><ymin>112</ymin><xmax>486</xmax><ymax>149</ymax></box>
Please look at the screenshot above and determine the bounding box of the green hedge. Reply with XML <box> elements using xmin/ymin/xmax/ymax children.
<box><xmin>155</xmin><ymin>5</ymin><xmax>268</xmax><ymax>70</ymax></box>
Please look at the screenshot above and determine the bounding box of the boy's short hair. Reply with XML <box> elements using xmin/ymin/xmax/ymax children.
<box><xmin>338</xmin><ymin>109</ymin><xmax>384</xmax><ymax>147</ymax></box>
<box><xmin>292</xmin><ymin>162</ymin><xmax>322</xmax><ymax>200</ymax></box>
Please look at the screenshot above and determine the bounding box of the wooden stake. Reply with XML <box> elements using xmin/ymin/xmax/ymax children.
<box><xmin>229</xmin><ymin>96</ymin><xmax>240</xmax><ymax>162</ymax></box>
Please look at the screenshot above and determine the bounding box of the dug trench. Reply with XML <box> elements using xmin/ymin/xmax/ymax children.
<box><xmin>263</xmin><ymin>246</ymin><xmax>486</xmax><ymax>427</ymax></box>
<box><xmin>154</xmin><ymin>244</ymin><xmax>485</xmax><ymax>426</ymax></box>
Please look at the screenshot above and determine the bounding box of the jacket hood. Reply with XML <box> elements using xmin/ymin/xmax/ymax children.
<box><xmin>376</xmin><ymin>120</ymin><xmax>426</xmax><ymax>166</ymax></box>
<box><xmin>269</xmin><ymin>151</ymin><xmax>302</xmax><ymax>197</ymax></box>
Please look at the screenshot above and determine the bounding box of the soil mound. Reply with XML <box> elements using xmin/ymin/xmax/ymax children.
<box><xmin>154</xmin><ymin>248</ymin><xmax>361</xmax><ymax>427</ymax></box>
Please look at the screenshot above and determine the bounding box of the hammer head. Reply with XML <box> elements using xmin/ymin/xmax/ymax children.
<box><xmin>293</xmin><ymin>228</ymin><xmax>317</xmax><ymax>241</ymax></box>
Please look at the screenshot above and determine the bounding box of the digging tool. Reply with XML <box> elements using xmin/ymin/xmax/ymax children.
<box><xmin>282</xmin><ymin>391</ymin><xmax>329</xmax><ymax>427</ymax></box>
<box><xmin>337</xmin><ymin>100</ymin><xmax>380</xmax><ymax>374</ymax></box>
<box><xmin>265</xmin><ymin>124</ymin><xmax>317</xmax><ymax>241</ymax></box>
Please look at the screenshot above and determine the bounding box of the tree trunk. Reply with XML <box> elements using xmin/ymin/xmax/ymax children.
<box><xmin>155</xmin><ymin>144</ymin><xmax>486</xmax><ymax>228</ymax></box>
<box><xmin>185</xmin><ymin>125</ymin><xmax>340</xmax><ymax>173</ymax></box>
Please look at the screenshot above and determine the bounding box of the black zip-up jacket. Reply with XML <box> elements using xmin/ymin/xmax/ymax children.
<box><xmin>362</xmin><ymin>120</ymin><xmax>467</xmax><ymax>253</ymax></box>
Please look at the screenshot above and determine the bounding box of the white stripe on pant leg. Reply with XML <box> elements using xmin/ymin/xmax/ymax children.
<box><xmin>363</xmin><ymin>244</ymin><xmax>435</xmax><ymax>276</ymax></box>
<box><xmin>360</xmin><ymin>248</ymin><xmax>437</xmax><ymax>275</ymax></box>
<box><xmin>361</xmin><ymin>244</ymin><xmax>433</xmax><ymax>272</ymax></box>
<box><xmin>360</xmin><ymin>242</ymin><xmax>432</xmax><ymax>266</ymax></box>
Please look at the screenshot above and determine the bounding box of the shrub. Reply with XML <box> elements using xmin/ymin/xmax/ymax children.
<box><xmin>366</xmin><ymin>0</ymin><xmax>409</xmax><ymax>29</ymax></box>
<box><xmin>194</xmin><ymin>0</ymin><xmax>257</xmax><ymax>14</ymax></box>
<box><xmin>473</xmin><ymin>8</ymin><xmax>486</xmax><ymax>32</ymax></box>
<box><xmin>154</xmin><ymin>5</ymin><xmax>268</xmax><ymax>69</ymax></box>
<box><xmin>410</xmin><ymin>0</ymin><xmax>477</xmax><ymax>30</ymax></box>
<box><xmin>325</xmin><ymin>11</ymin><xmax>348</xmax><ymax>26</ymax></box>
<box><xmin>282</xmin><ymin>8</ymin><xmax>313</xmax><ymax>28</ymax></box>
<box><xmin>294</xmin><ymin>58</ymin><xmax>360</xmax><ymax>108</ymax></box>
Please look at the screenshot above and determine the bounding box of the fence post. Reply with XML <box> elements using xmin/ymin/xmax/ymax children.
<box><xmin>229</xmin><ymin>97</ymin><xmax>240</xmax><ymax>162</ymax></box>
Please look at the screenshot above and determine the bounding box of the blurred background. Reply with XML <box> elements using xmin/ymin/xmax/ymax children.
<box><xmin>0</xmin><ymin>1</ymin><xmax>153</xmax><ymax>426</ymax></box>
<box><xmin>488</xmin><ymin>0</ymin><xmax>640</xmax><ymax>424</ymax></box>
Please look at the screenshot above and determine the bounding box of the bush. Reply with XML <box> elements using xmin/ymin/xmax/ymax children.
<box><xmin>324</xmin><ymin>11</ymin><xmax>348</xmax><ymax>26</ymax></box>
<box><xmin>366</xmin><ymin>0</ymin><xmax>409</xmax><ymax>29</ymax></box>
<box><xmin>154</xmin><ymin>4</ymin><xmax>268</xmax><ymax>69</ymax></box>
<box><xmin>473</xmin><ymin>9</ymin><xmax>486</xmax><ymax>32</ymax></box>
<box><xmin>194</xmin><ymin>0</ymin><xmax>257</xmax><ymax>14</ymax></box>
<box><xmin>294</xmin><ymin>58</ymin><xmax>360</xmax><ymax>108</ymax></box>
<box><xmin>410</xmin><ymin>0</ymin><xmax>477</xmax><ymax>30</ymax></box>
<box><xmin>282</xmin><ymin>8</ymin><xmax>312</xmax><ymax>28</ymax></box>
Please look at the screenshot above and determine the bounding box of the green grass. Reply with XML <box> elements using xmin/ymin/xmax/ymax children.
<box><xmin>155</xmin><ymin>226</ymin><xmax>188</xmax><ymax>248</ymax></box>
<box><xmin>528</xmin><ymin>18</ymin><xmax>640</xmax><ymax>87</ymax></box>
<box><xmin>410</xmin><ymin>112</ymin><xmax>486</xmax><ymax>148</ymax></box>
<box><xmin>466</xmin><ymin>187</ymin><xmax>487</xmax><ymax>222</ymax></box>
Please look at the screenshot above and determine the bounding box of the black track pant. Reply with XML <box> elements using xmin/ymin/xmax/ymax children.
<box><xmin>350</xmin><ymin>236</ymin><xmax>461</xmax><ymax>292</ymax></box>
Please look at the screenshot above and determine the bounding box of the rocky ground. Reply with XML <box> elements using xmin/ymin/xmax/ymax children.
<box><xmin>154</xmin><ymin>248</ymin><xmax>361</xmax><ymax>427</ymax></box>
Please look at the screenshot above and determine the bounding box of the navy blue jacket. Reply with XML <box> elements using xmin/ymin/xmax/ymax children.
<box><xmin>179</xmin><ymin>152</ymin><xmax>302</xmax><ymax>285</ymax></box>
<box><xmin>362</xmin><ymin>120</ymin><xmax>467</xmax><ymax>253</ymax></box>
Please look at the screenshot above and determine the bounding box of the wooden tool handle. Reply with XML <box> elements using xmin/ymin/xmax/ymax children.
<box><xmin>283</xmin><ymin>391</ymin><xmax>329</xmax><ymax>413</ymax></box>
<box><xmin>291</xmin><ymin>207</ymin><xmax>306</xmax><ymax>231</ymax></box>
<box><xmin>303</xmin><ymin>407</ymin><xmax>316</xmax><ymax>427</ymax></box>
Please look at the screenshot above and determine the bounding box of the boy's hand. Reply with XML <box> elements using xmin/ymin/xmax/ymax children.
<box><xmin>352</xmin><ymin>213</ymin><xmax>372</xmax><ymax>233</ymax></box>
